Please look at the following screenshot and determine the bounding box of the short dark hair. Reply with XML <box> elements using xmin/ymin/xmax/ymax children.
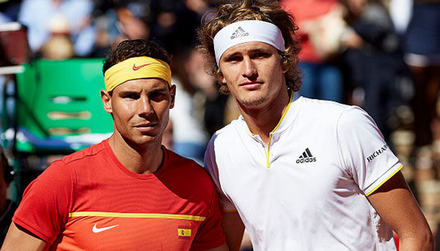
<box><xmin>102</xmin><ymin>39</ymin><xmax>171</xmax><ymax>75</ymax></box>
<box><xmin>197</xmin><ymin>0</ymin><xmax>302</xmax><ymax>94</ymax></box>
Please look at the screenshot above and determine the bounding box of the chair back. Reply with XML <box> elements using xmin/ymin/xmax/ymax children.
<box><xmin>14</xmin><ymin>58</ymin><xmax>113</xmax><ymax>154</ymax></box>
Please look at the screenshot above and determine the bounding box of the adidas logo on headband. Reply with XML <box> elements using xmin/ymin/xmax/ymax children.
<box><xmin>230</xmin><ymin>27</ymin><xmax>249</xmax><ymax>39</ymax></box>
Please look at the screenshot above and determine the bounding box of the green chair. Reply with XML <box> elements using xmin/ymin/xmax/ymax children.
<box><xmin>3</xmin><ymin>58</ymin><xmax>114</xmax><ymax>198</ymax></box>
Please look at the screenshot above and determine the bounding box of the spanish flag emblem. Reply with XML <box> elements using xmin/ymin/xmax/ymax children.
<box><xmin>178</xmin><ymin>226</ymin><xmax>192</xmax><ymax>240</ymax></box>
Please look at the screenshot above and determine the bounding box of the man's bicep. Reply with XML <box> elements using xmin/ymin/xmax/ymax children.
<box><xmin>367</xmin><ymin>171</ymin><xmax>434</xmax><ymax>249</ymax></box>
<box><xmin>367</xmin><ymin>171</ymin><xmax>424</xmax><ymax>230</ymax></box>
<box><xmin>1</xmin><ymin>222</ymin><xmax>48</xmax><ymax>251</ymax></box>
<box><xmin>222</xmin><ymin>211</ymin><xmax>245</xmax><ymax>251</ymax></box>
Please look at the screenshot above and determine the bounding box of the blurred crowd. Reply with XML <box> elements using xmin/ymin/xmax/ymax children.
<box><xmin>1</xmin><ymin>0</ymin><xmax>440</xmax><ymax>248</ymax></box>
<box><xmin>0</xmin><ymin>0</ymin><xmax>239</xmax><ymax>164</ymax></box>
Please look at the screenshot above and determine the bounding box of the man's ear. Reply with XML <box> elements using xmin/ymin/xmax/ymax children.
<box><xmin>219</xmin><ymin>69</ymin><xmax>228</xmax><ymax>86</ymax></box>
<box><xmin>217</xmin><ymin>67</ymin><xmax>226</xmax><ymax>85</ymax></box>
<box><xmin>169</xmin><ymin>85</ymin><xmax>176</xmax><ymax>109</ymax></box>
<box><xmin>282</xmin><ymin>64</ymin><xmax>287</xmax><ymax>73</ymax></box>
<box><xmin>281</xmin><ymin>58</ymin><xmax>288</xmax><ymax>73</ymax></box>
<box><xmin>101</xmin><ymin>90</ymin><xmax>112</xmax><ymax>114</ymax></box>
<box><xmin>217</xmin><ymin>69</ymin><xmax>229</xmax><ymax>91</ymax></box>
<box><xmin>220</xmin><ymin>76</ymin><xmax>227</xmax><ymax>85</ymax></box>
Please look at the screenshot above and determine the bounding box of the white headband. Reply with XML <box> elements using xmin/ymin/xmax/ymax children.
<box><xmin>213</xmin><ymin>20</ymin><xmax>286</xmax><ymax>65</ymax></box>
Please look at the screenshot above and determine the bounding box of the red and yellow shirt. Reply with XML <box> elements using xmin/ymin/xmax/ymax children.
<box><xmin>14</xmin><ymin>140</ymin><xmax>225</xmax><ymax>250</ymax></box>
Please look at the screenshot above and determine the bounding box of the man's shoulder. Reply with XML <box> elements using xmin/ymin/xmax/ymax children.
<box><xmin>57</xmin><ymin>140</ymin><xmax>108</xmax><ymax>165</ymax></box>
<box><xmin>164</xmin><ymin>149</ymin><xmax>216</xmax><ymax>189</ymax></box>
<box><xmin>212</xmin><ymin>117</ymin><xmax>244</xmax><ymax>139</ymax></box>
<box><xmin>165</xmin><ymin>148</ymin><xmax>206</xmax><ymax>173</ymax></box>
<box><xmin>299</xmin><ymin>97</ymin><xmax>359</xmax><ymax>122</ymax></box>
<box><xmin>301</xmin><ymin>97</ymin><xmax>352</xmax><ymax>112</ymax></box>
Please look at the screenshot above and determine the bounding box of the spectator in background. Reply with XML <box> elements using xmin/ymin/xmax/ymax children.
<box><xmin>281</xmin><ymin>0</ymin><xmax>346</xmax><ymax>102</ymax></box>
<box><xmin>184</xmin><ymin>48</ymin><xmax>240</xmax><ymax>138</ymax></box>
<box><xmin>114</xmin><ymin>0</ymin><xmax>153</xmax><ymax>41</ymax></box>
<box><xmin>88</xmin><ymin>0</ymin><xmax>120</xmax><ymax>58</ymax></box>
<box><xmin>388</xmin><ymin>0</ymin><xmax>412</xmax><ymax>39</ymax></box>
<box><xmin>401</xmin><ymin>0</ymin><xmax>440</xmax><ymax>174</ymax></box>
<box><xmin>339</xmin><ymin>0</ymin><xmax>406</xmax><ymax>143</ymax></box>
<box><xmin>18</xmin><ymin>0</ymin><xmax>96</xmax><ymax>58</ymax></box>
<box><xmin>170</xmin><ymin>47</ymin><xmax>240</xmax><ymax>163</ymax></box>
<box><xmin>0</xmin><ymin>0</ymin><xmax>21</xmax><ymax>22</ymax></box>
<box><xmin>39</xmin><ymin>14</ymin><xmax>75</xmax><ymax>59</ymax></box>
<box><xmin>158</xmin><ymin>0</ymin><xmax>227</xmax><ymax>163</ymax></box>
<box><xmin>151</xmin><ymin>0</ymin><xmax>201</xmax><ymax>57</ymax></box>
<box><xmin>114</xmin><ymin>0</ymin><xmax>202</xmax><ymax>55</ymax></box>
<box><xmin>184</xmin><ymin>0</ymin><xmax>215</xmax><ymax>22</ymax></box>
<box><xmin>169</xmin><ymin>61</ymin><xmax>210</xmax><ymax>164</ymax></box>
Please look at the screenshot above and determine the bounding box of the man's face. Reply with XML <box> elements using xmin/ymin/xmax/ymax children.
<box><xmin>102</xmin><ymin>78</ymin><xmax>175</xmax><ymax>147</ymax></box>
<box><xmin>219</xmin><ymin>42</ymin><xmax>286</xmax><ymax>109</ymax></box>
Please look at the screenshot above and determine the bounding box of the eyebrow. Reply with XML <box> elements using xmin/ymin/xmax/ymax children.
<box><xmin>118</xmin><ymin>86</ymin><xmax>169</xmax><ymax>95</ymax></box>
<box><xmin>119</xmin><ymin>90</ymin><xmax>139</xmax><ymax>96</ymax></box>
<box><xmin>150</xmin><ymin>86</ymin><xmax>169</xmax><ymax>93</ymax></box>
<box><xmin>224</xmin><ymin>47</ymin><xmax>270</xmax><ymax>59</ymax></box>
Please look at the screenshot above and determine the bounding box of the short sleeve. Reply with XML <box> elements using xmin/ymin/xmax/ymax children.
<box><xmin>13</xmin><ymin>160</ymin><xmax>72</xmax><ymax>244</ymax></box>
<box><xmin>204</xmin><ymin>136</ymin><xmax>237</xmax><ymax>211</ymax></box>
<box><xmin>190</xmin><ymin>180</ymin><xmax>226</xmax><ymax>250</ymax></box>
<box><xmin>336</xmin><ymin>107</ymin><xmax>402</xmax><ymax>195</ymax></box>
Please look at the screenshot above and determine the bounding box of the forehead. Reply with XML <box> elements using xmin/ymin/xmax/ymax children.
<box><xmin>222</xmin><ymin>41</ymin><xmax>278</xmax><ymax>56</ymax></box>
<box><xmin>113</xmin><ymin>78</ymin><xmax>169</xmax><ymax>92</ymax></box>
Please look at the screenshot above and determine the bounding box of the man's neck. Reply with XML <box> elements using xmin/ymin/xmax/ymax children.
<box><xmin>239</xmin><ymin>90</ymin><xmax>291</xmax><ymax>144</ymax></box>
<box><xmin>108</xmin><ymin>135</ymin><xmax>164</xmax><ymax>174</ymax></box>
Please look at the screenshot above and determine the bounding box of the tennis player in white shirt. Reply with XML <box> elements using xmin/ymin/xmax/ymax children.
<box><xmin>197</xmin><ymin>0</ymin><xmax>434</xmax><ymax>250</ymax></box>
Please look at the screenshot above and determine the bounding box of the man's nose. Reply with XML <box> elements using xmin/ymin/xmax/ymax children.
<box><xmin>242</xmin><ymin>57</ymin><xmax>258</xmax><ymax>78</ymax></box>
<box><xmin>139</xmin><ymin>96</ymin><xmax>153</xmax><ymax>116</ymax></box>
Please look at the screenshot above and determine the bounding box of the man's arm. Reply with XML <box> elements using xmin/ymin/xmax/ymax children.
<box><xmin>367</xmin><ymin>171</ymin><xmax>435</xmax><ymax>251</ymax></box>
<box><xmin>1</xmin><ymin>222</ymin><xmax>48</xmax><ymax>251</ymax></box>
<box><xmin>222</xmin><ymin>211</ymin><xmax>245</xmax><ymax>251</ymax></box>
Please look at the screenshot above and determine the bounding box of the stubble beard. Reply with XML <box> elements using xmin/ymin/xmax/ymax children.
<box><xmin>238</xmin><ymin>94</ymin><xmax>267</xmax><ymax>107</ymax></box>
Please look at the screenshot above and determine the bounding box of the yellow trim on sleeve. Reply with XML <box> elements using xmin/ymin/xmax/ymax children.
<box><xmin>69</xmin><ymin>212</ymin><xmax>206</xmax><ymax>221</ymax></box>
<box><xmin>365</xmin><ymin>164</ymin><xmax>403</xmax><ymax>196</ymax></box>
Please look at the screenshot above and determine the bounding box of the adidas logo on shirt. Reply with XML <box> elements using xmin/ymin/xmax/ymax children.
<box><xmin>230</xmin><ymin>27</ymin><xmax>249</xmax><ymax>39</ymax></box>
<box><xmin>296</xmin><ymin>148</ymin><xmax>316</xmax><ymax>164</ymax></box>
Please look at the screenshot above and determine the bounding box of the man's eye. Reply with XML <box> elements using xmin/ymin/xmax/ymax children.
<box><xmin>150</xmin><ymin>91</ymin><xmax>167</xmax><ymax>100</ymax></box>
<box><xmin>254</xmin><ymin>52</ymin><xmax>267</xmax><ymax>58</ymax></box>
<box><xmin>123</xmin><ymin>94</ymin><xmax>139</xmax><ymax>99</ymax></box>
<box><xmin>226</xmin><ymin>56</ymin><xmax>241</xmax><ymax>62</ymax></box>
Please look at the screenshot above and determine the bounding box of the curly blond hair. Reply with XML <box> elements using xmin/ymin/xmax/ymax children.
<box><xmin>197</xmin><ymin>0</ymin><xmax>302</xmax><ymax>94</ymax></box>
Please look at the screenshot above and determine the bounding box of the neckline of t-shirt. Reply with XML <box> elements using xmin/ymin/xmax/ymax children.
<box><xmin>103</xmin><ymin>139</ymin><xmax>169</xmax><ymax>180</ymax></box>
<box><xmin>239</xmin><ymin>91</ymin><xmax>301</xmax><ymax>137</ymax></box>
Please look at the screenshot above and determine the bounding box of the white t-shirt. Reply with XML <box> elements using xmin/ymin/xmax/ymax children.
<box><xmin>204</xmin><ymin>93</ymin><xmax>400</xmax><ymax>251</ymax></box>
